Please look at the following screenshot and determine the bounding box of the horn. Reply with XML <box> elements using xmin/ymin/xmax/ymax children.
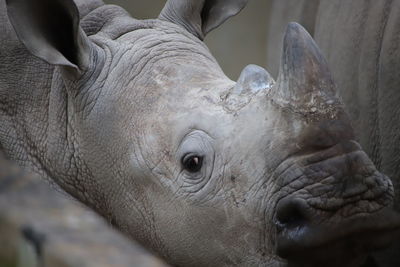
<box><xmin>233</xmin><ymin>64</ymin><xmax>274</xmax><ymax>95</ymax></box>
<box><xmin>273</xmin><ymin>22</ymin><xmax>340</xmax><ymax>114</ymax></box>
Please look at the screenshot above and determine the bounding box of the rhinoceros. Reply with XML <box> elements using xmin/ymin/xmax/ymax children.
<box><xmin>266</xmin><ymin>1</ymin><xmax>400</xmax><ymax>266</ymax></box>
<box><xmin>1</xmin><ymin>0</ymin><xmax>399</xmax><ymax>266</ymax></box>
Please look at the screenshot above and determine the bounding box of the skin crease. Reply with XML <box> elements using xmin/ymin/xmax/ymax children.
<box><xmin>1</xmin><ymin>0</ymin><xmax>399</xmax><ymax>266</ymax></box>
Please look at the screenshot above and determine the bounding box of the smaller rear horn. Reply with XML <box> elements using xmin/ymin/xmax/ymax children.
<box><xmin>233</xmin><ymin>64</ymin><xmax>274</xmax><ymax>95</ymax></box>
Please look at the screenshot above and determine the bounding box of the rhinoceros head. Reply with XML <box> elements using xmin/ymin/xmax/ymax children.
<box><xmin>6</xmin><ymin>0</ymin><xmax>400</xmax><ymax>266</ymax></box>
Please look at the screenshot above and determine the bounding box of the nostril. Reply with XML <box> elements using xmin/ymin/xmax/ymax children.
<box><xmin>276</xmin><ymin>198</ymin><xmax>310</xmax><ymax>230</ymax></box>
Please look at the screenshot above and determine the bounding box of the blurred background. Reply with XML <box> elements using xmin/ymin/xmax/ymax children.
<box><xmin>104</xmin><ymin>0</ymin><xmax>271</xmax><ymax>80</ymax></box>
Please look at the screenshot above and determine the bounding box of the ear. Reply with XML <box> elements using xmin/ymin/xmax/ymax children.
<box><xmin>6</xmin><ymin>0</ymin><xmax>91</xmax><ymax>72</ymax></box>
<box><xmin>159</xmin><ymin>0</ymin><xmax>249</xmax><ymax>40</ymax></box>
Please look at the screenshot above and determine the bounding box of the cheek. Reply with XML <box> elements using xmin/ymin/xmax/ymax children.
<box><xmin>223</xmin><ymin>151</ymin><xmax>278</xmax><ymax>220</ymax></box>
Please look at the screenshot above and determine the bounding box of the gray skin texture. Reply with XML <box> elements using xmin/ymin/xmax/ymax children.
<box><xmin>266</xmin><ymin>1</ymin><xmax>400</xmax><ymax>266</ymax></box>
<box><xmin>1</xmin><ymin>0</ymin><xmax>400</xmax><ymax>266</ymax></box>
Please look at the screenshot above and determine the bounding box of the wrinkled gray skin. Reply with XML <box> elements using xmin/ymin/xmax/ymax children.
<box><xmin>1</xmin><ymin>0</ymin><xmax>400</xmax><ymax>266</ymax></box>
<box><xmin>266</xmin><ymin>1</ymin><xmax>400</xmax><ymax>266</ymax></box>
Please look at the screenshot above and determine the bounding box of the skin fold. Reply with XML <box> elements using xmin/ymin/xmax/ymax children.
<box><xmin>1</xmin><ymin>0</ymin><xmax>399</xmax><ymax>266</ymax></box>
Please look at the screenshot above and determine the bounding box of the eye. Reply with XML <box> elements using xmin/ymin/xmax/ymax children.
<box><xmin>182</xmin><ymin>154</ymin><xmax>203</xmax><ymax>173</ymax></box>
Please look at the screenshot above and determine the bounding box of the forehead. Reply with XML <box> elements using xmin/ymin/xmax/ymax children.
<box><xmin>100</xmin><ymin>21</ymin><xmax>232</xmax><ymax>101</ymax></box>
<box><xmin>108</xmin><ymin>20</ymin><xmax>215</xmax><ymax>64</ymax></box>
<box><xmin>99</xmin><ymin>20</ymin><xmax>271</xmax><ymax>142</ymax></box>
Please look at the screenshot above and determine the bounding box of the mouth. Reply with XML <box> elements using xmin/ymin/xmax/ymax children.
<box><xmin>269</xmin><ymin>138</ymin><xmax>400</xmax><ymax>266</ymax></box>
<box><xmin>275</xmin><ymin>208</ymin><xmax>400</xmax><ymax>267</ymax></box>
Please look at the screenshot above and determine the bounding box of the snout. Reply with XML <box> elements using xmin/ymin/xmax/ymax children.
<box><xmin>273</xmin><ymin>141</ymin><xmax>400</xmax><ymax>266</ymax></box>
<box><xmin>260</xmin><ymin>22</ymin><xmax>400</xmax><ymax>266</ymax></box>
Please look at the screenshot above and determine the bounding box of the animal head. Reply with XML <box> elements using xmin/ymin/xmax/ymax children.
<box><xmin>6</xmin><ymin>0</ymin><xmax>400</xmax><ymax>266</ymax></box>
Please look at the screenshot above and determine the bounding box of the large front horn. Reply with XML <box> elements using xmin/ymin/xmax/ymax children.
<box><xmin>273</xmin><ymin>22</ymin><xmax>341</xmax><ymax>117</ymax></box>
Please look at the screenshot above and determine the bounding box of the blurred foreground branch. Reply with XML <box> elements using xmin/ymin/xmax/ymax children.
<box><xmin>0</xmin><ymin>152</ymin><xmax>169</xmax><ymax>267</ymax></box>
